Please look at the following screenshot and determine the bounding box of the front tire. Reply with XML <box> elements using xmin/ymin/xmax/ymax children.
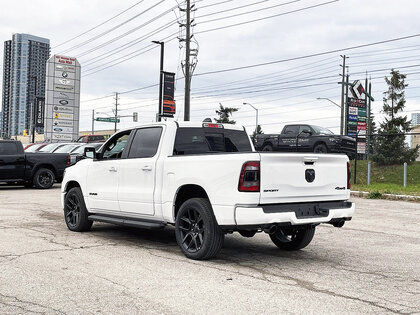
<box><xmin>269</xmin><ymin>226</ymin><xmax>315</xmax><ymax>250</ymax></box>
<box><xmin>175</xmin><ymin>198</ymin><xmax>224</xmax><ymax>260</ymax></box>
<box><xmin>33</xmin><ymin>168</ymin><xmax>55</xmax><ymax>189</ymax></box>
<box><xmin>64</xmin><ymin>187</ymin><xmax>92</xmax><ymax>232</ymax></box>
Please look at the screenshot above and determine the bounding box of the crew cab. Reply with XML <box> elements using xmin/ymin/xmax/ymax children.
<box><xmin>0</xmin><ymin>140</ymin><xmax>70</xmax><ymax>188</ymax></box>
<box><xmin>255</xmin><ymin>124</ymin><xmax>356</xmax><ymax>158</ymax></box>
<box><xmin>61</xmin><ymin>122</ymin><xmax>354</xmax><ymax>260</ymax></box>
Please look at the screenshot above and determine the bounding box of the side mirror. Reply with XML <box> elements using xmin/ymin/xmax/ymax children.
<box><xmin>84</xmin><ymin>147</ymin><xmax>96</xmax><ymax>159</ymax></box>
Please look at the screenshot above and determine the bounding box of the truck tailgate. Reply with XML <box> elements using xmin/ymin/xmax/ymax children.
<box><xmin>259</xmin><ymin>153</ymin><xmax>349</xmax><ymax>204</ymax></box>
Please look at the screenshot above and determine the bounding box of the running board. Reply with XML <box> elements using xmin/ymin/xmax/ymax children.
<box><xmin>88</xmin><ymin>214</ymin><xmax>166</xmax><ymax>230</ymax></box>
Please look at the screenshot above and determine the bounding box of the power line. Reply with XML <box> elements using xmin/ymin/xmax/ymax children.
<box><xmin>82</xmin><ymin>35</ymin><xmax>178</xmax><ymax>76</ymax></box>
<box><xmin>198</xmin><ymin>0</ymin><xmax>301</xmax><ymax>24</ymax></box>
<box><xmin>196</xmin><ymin>0</ymin><xmax>338</xmax><ymax>34</ymax></box>
<box><xmin>193</xmin><ymin>33</ymin><xmax>420</xmax><ymax>77</ymax></box>
<box><xmin>53</xmin><ymin>0</ymin><xmax>147</xmax><ymax>49</ymax></box>
<box><xmin>60</xmin><ymin>0</ymin><xmax>167</xmax><ymax>54</ymax></box>
<box><xmin>76</xmin><ymin>3</ymin><xmax>178</xmax><ymax>58</ymax></box>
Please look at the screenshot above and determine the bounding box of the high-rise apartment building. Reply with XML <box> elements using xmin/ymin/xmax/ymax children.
<box><xmin>1</xmin><ymin>33</ymin><xmax>50</xmax><ymax>138</ymax></box>
<box><xmin>412</xmin><ymin>113</ymin><xmax>420</xmax><ymax>127</ymax></box>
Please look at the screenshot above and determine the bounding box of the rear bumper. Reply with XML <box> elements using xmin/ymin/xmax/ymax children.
<box><xmin>233</xmin><ymin>201</ymin><xmax>354</xmax><ymax>226</ymax></box>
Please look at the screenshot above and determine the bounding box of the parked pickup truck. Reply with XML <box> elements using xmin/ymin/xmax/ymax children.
<box><xmin>61</xmin><ymin>121</ymin><xmax>354</xmax><ymax>260</ymax></box>
<box><xmin>255</xmin><ymin>124</ymin><xmax>356</xmax><ymax>158</ymax></box>
<box><xmin>0</xmin><ymin>140</ymin><xmax>70</xmax><ymax>189</ymax></box>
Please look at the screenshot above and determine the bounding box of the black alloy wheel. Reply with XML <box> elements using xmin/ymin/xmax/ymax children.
<box><xmin>65</xmin><ymin>193</ymin><xmax>82</xmax><ymax>229</ymax></box>
<box><xmin>33</xmin><ymin>168</ymin><xmax>55</xmax><ymax>189</ymax></box>
<box><xmin>175</xmin><ymin>198</ymin><xmax>224</xmax><ymax>260</ymax></box>
<box><xmin>313</xmin><ymin>144</ymin><xmax>328</xmax><ymax>154</ymax></box>
<box><xmin>178</xmin><ymin>208</ymin><xmax>204</xmax><ymax>253</ymax></box>
<box><xmin>269</xmin><ymin>226</ymin><xmax>315</xmax><ymax>251</ymax></box>
<box><xmin>64</xmin><ymin>187</ymin><xmax>92</xmax><ymax>232</ymax></box>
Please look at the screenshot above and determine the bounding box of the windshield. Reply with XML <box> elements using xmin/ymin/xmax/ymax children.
<box><xmin>53</xmin><ymin>144</ymin><xmax>80</xmax><ymax>153</ymax></box>
<box><xmin>25</xmin><ymin>144</ymin><xmax>44</xmax><ymax>152</ymax></box>
<box><xmin>311</xmin><ymin>125</ymin><xmax>334</xmax><ymax>135</ymax></box>
<box><xmin>38</xmin><ymin>144</ymin><xmax>61</xmax><ymax>152</ymax></box>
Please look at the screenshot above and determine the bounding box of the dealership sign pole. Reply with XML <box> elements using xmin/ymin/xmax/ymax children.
<box><xmin>346</xmin><ymin>80</ymin><xmax>374</xmax><ymax>156</ymax></box>
<box><xmin>44</xmin><ymin>55</ymin><xmax>81</xmax><ymax>142</ymax></box>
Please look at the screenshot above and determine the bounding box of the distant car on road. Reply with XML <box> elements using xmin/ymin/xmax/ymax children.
<box><xmin>77</xmin><ymin>135</ymin><xmax>106</xmax><ymax>143</ymax></box>
<box><xmin>0</xmin><ymin>140</ymin><xmax>70</xmax><ymax>188</ymax></box>
<box><xmin>255</xmin><ymin>124</ymin><xmax>356</xmax><ymax>158</ymax></box>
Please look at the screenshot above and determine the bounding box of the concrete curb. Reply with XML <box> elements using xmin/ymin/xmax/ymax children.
<box><xmin>351</xmin><ymin>190</ymin><xmax>420</xmax><ymax>202</ymax></box>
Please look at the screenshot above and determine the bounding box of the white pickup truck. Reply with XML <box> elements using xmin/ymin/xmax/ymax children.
<box><xmin>62</xmin><ymin>121</ymin><xmax>354</xmax><ymax>260</ymax></box>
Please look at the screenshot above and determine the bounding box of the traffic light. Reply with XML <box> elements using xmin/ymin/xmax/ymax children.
<box><xmin>23</xmin><ymin>130</ymin><xmax>28</xmax><ymax>136</ymax></box>
<box><xmin>133</xmin><ymin>112</ymin><xmax>138</xmax><ymax>122</ymax></box>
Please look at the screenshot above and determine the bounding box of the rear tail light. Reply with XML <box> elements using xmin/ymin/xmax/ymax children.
<box><xmin>347</xmin><ymin>162</ymin><xmax>351</xmax><ymax>189</ymax></box>
<box><xmin>238</xmin><ymin>161</ymin><xmax>260</xmax><ymax>192</ymax></box>
<box><xmin>66</xmin><ymin>154</ymin><xmax>71</xmax><ymax>166</ymax></box>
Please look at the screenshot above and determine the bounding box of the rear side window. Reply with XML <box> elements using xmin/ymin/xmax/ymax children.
<box><xmin>0</xmin><ymin>142</ymin><xmax>18</xmax><ymax>155</ymax></box>
<box><xmin>128</xmin><ymin>127</ymin><xmax>162</xmax><ymax>158</ymax></box>
<box><xmin>174</xmin><ymin>128</ymin><xmax>252</xmax><ymax>155</ymax></box>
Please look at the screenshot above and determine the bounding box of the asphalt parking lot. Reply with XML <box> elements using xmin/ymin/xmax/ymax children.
<box><xmin>0</xmin><ymin>185</ymin><xmax>419</xmax><ymax>314</ymax></box>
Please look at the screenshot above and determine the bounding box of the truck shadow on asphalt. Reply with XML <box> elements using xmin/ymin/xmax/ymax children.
<box><xmin>88</xmin><ymin>223</ymin><xmax>323</xmax><ymax>263</ymax></box>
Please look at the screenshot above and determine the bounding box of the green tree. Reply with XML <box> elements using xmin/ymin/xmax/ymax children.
<box><xmin>372</xmin><ymin>70</ymin><xmax>419</xmax><ymax>165</ymax></box>
<box><xmin>215</xmin><ymin>103</ymin><xmax>238</xmax><ymax>124</ymax></box>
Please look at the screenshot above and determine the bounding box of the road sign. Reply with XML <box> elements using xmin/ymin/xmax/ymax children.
<box><xmin>96</xmin><ymin>117</ymin><xmax>120</xmax><ymax>123</ymax></box>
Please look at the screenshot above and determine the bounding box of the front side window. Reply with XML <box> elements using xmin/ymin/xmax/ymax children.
<box><xmin>102</xmin><ymin>131</ymin><xmax>131</xmax><ymax>159</ymax></box>
<box><xmin>128</xmin><ymin>127</ymin><xmax>162</xmax><ymax>159</ymax></box>
<box><xmin>284</xmin><ymin>125</ymin><xmax>299</xmax><ymax>134</ymax></box>
<box><xmin>312</xmin><ymin>125</ymin><xmax>334</xmax><ymax>135</ymax></box>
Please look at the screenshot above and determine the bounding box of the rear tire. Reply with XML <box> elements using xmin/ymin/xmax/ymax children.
<box><xmin>64</xmin><ymin>187</ymin><xmax>92</xmax><ymax>232</ymax></box>
<box><xmin>33</xmin><ymin>168</ymin><xmax>55</xmax><ymax>189</ymax></box>
<box><xmin>269</xmin><ymin>226</ymin><xmax>315</xmax><ymax>251</ymax></box>
<box><xmin>175</xmin><ymin>198</ymin><xmax>224</xmax><ymax>260</ymax></box>
<box><xmin>262</xmin><ymin>144</ymin><xmax>273</xmax><ymax>151</ymax></box>
<box><xmin>313</xmin><ymin>144</ymin><xmax>328</xmax><ymax>154</ymax></box>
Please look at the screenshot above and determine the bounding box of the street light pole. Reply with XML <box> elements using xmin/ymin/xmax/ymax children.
<box><xmin>243</xmin><ymin>102</ymin><xmax>259</xmax><ymax>136</ymax></box>
<box><xmin>152</xmin><ymin>40</ymin><xmax>164</xmax><ymax>122</ymax></box>
<box><xmin>316</xmin><ymin>97</ymin><xmax>341</xmax><ymax>109</ymax></box>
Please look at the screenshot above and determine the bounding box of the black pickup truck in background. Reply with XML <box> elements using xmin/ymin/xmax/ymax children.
<box><xmin>0</xmin><ymin>140</ymin><xmax>70</xmax><ymax>189</ymax></box>
<box><xmin>255</xmin><ymin>124</ymin><xmax>356</xmax><ymax>158</ymax></box>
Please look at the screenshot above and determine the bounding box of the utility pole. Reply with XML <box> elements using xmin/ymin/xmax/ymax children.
<box><xmin>184</xmin><ymin>0</ymin><xmax>191</xmax><ymax>121</ymax></box>
<box><xmin>339</xmin><ymin>55</ymin><xmax>348</xmax><ymax>135</ymax></box>
<box><xmin>114</xmin><ymin>92</ymin><xmax>119</xmax><ymax>132</ymax></box>
<box><xmin>91</xmin><ymin>109</ymin><xmax>95</xmax><ymax>134</ymax></box>
<box><xmin>344</xmin><ymin>73</ymin><xmax>349</xmax><ymax>135</ymax></box>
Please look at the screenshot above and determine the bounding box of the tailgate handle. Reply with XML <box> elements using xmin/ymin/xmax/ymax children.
<box><xmin>303</xmin><ymin>157</ymin><xmax>318</xmax><ymax>164</ymax></box>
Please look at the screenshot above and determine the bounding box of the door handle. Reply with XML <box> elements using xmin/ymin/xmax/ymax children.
<box><xmin>108</xmin><ymin>167</ymin><xmax>117</xmax><ymax>172</ymax></box>
<box><xmin>141</xmin><ymin>166</ymin><xmax>152</xmax><ymax>172</ymax></box>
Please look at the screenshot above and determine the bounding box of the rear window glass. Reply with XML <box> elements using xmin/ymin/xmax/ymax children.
<box><xmin>174</xmin><ymin>128</ymin><xmax>252</xmax><ymax>155</ymax></box>
<box><xmin>0</xmin><ymin>142</ymin><xmax>18</xmax><ymax>155</ymax></box>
